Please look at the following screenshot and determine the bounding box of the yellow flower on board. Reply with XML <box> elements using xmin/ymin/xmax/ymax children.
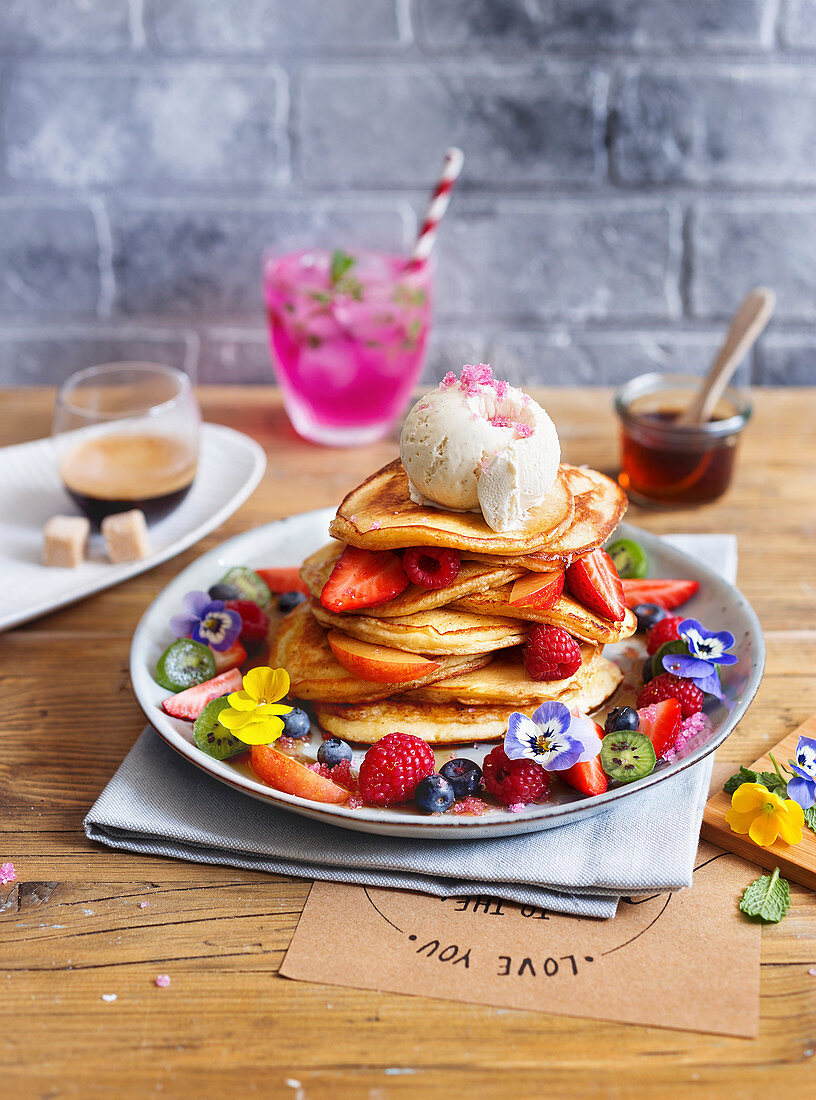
<box><xmin>725</xmin><ymin>782</ymin><xmax>804</xmax><ymax>848</ymax></box>
<box><xmin>219</xmin><ymin>666</ymin><xmax>292</xmax><ymax>746</ymax></box>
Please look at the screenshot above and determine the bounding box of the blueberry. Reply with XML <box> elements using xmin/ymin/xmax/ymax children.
<box><xmin>604</xmin><ymin>706</ymin><xmax>640</xmax><ymax>735</ymax></box>
<box><xmin>642</xmin><ymin>656</ymin><xmax>655</xmax><ymax>684</ymax></box>
<box><xmin>414</xmin><ymin>774</ymin><xmax>456</xmax><ymax>814</ymax></box>
<box><xmin>282</xmin><ymin>707</ymin><xmax>311</xmax><ymax>739</ymax></box>
<box><xmin>317</xmin><ymin>737</ymin><xmax>352</xmax><ymax>768</ymax></box>
<box><xmin>439</xmin><ymin>758</ymin><xmax>482</xmax><ymax>799</ymax></box>
<box><xmin>633</xmin><ymin>602</ymin><xmax>667</xmax><ymax>633</ymax></box>
<box><xmin>278</xmin><ymin>590</ymin><xmax>307</xmax><ymax>613</ymax></box>
<box><xmin>208</xmin><ymin>582</ymin><xmax>240</xmax><ymax>602</ymax></box>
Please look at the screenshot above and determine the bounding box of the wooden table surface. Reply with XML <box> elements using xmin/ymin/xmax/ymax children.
<box><xmin>2</xmin><ymin>386</ymin><xmax>816</xmax><ymax>1099</ymax></box>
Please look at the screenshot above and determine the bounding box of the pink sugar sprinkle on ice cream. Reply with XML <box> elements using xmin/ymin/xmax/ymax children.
<box><xmin>440</xmin><ymin>372</ymin><xmax>457</xmax><ymax>388</ymax></box>
<box><xmin>0</xmin><ymin>862</ymin><xmax>17</xmax><ymax>884</ymax></box>
<box><xmin>491</xmin><ymin>378</ymin><xmax>508</xmax><ymax>399</ymax></box>
<box><xmin>458</xmin><ymin>363</ymin><xmax>494</xmax><ymax>395</ymax></box>
<box><xmin>489</xmin><ymin>415</ymin><xmax>511</xmax><ymax>428</ymax></box>
<box><xmin>515</xmin><ymin>423</ymin><xmax>533</xmax><ymax>438</ymax></box>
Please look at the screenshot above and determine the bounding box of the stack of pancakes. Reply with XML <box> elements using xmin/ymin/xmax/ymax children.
<box><xmin>272</xmin><ymin>459</ymin><xmax>637</xmax><ymax>744</ymax></box>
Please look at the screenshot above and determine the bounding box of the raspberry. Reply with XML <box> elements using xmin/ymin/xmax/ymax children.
<box><xmin>637</xmin><ymin>673</ymin><xmax>703</xmax><ymax>718</ymax></box>
<box><xmin>402</xmin><ymin>546</ymin><xmax>461</xmax><ymax>590</ymax></box>
<box><xmin>224</xmin><ymin>599</ymin><xmax>270</xmax><ymax>644</ymax></box>
<box><xmin>523</xmin><ymin>624</ymin><xmax>582</xmax><ymax>681</ymax></box>
<box><xmin>358</xmin><ymin>732</ymin><xmax>435</xmax><ymax>805</ymax></box>
<box><xmin>482</xmin><ymin>746</ymin><xmax>550</xmax><ymax>807</ymax></box>
<box><xmin>645</xmin><ymin>616</ymin><xmax>683</xmax><ymax>655</ymax></box>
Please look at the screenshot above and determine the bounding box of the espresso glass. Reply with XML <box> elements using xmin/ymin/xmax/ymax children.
<box><xmin>52</xmin><ymin>363</ymin><xmax>200</xmax><ymax>525</ymax></box>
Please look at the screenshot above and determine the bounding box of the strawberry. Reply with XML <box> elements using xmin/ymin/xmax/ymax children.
<box><xmin>320</xmin><ymin>545</ymin><xmax>409</xmax><ymax>613</ymax></box>
<box><xmin>637</xmin><ymin>699</ymin><xmax>682</xmax><ymax>758</ymax></box>
<box><xmin>560</xmin><ymin>756</ymin><xmax>608</xmax><ymax>797</ymax></box>
<box><xmin>255</xmin><ymin>567</ymin><xmax>310</xmax><ymax>596</ymax></box>
<box><xmin>622</xmin><ymin>578</ymin><xmax>699</xmax><ymax>610</ymax></box>
<box><xmin>161</xmin><ymin>668</ymin><xmax>243</xmax><ymax>721</ymax></box>
<box><xmin>211</xmin><ymin>640</ymin><xmax>247</xmax><ymax>674</ymax></box>
<box><xmin>565</xmin><ymin>548</ymin><xmax>625</xmax><ymax>622</ymax></box>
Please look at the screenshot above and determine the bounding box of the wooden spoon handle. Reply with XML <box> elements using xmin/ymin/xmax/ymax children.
<box><xmin>677</xmin><ymin>288</ymin><xmax>776</xmax><ymax>426</ymax></box>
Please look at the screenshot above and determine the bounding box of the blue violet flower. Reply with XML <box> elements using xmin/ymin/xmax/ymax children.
<box><xmin>170</xmin><ymin>590</ymin><xmax>242</xmax><ymax>651</ymax></box>
<box><xmin>660</xmin><ymin>618</ymin><xmax>738</xmax><ymax>701</ymax></box>
<box><xmin>786</xmin><ymin>734</ymin><xmax>816</xmax><ymax>810</ymax></box>
<box><xmin>504</xmin><ymin>701</ymin><xmax>601</xmax><ymax>772</ymax></box>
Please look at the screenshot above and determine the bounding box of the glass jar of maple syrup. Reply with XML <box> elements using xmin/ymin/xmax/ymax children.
<box><xmin>614</xmin><ymin>373</ymin><xmax>751</xmax><ymax>507</ymax></box>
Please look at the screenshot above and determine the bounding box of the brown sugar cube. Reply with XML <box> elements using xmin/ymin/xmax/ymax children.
<box><xmin>42</xmin><ymin>515</ymin><xmax>90</xmax><ymax>567</ymax></box>
<box><xmin>101</xmin><ymin>509</ymin><xmax>151</xmax><ymax>563</ymax></box>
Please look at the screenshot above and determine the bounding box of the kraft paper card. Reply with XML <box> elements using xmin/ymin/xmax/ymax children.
<box><xmin>280</xmin><ymin>840</ymin><xmax>760</xmax><ymax>1038</ymax></box>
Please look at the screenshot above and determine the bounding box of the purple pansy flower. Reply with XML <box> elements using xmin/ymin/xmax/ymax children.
<box><xmin>170</xmin><ymin>590</ymin><xmax>241</xmax><ymax>651</ymax></box>
<box><xmin>660</xmin><ymin>618</ymin><xmax>738</xmax><ymax>702</ymax></box>
<box><xmin>786</xmin><ymin>734</ymin><xmax>816</xmax><ymax>810</ymax></box>
<box><xmin>504</xmin><ymin>701</ymin><xmax>601</xmax><ymax>772</ymax></box>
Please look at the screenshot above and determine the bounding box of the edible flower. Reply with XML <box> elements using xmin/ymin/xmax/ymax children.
<box><xmin>660</xmin><ymin>618</ymin><xmax>737</xmax><ymax>701</ymax></box>
<box><xmin>504</xmin><ymin>701</ymin><xmax>601</xmax><ymax>771</ymax></box>
<box><xmin>725</xmin><ymin>782</ymin><xmax>804</xmax><ymax>848</ymax></box>
<box><xmin>219</xmin><ymin>666</ymin><xmax>292</xmax><ymax>745</ymax></box>
<box><xmin>170</xmin><ymin>591</ymin><xmax>242</xmax><ymax>651</ymax></box>
<box><xmin>786</xmin><ymin>734</ymin><xmax>816</xmax><ymax>810</ymax></box>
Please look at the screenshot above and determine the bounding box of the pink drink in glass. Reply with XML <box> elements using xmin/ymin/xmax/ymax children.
<box><xmin>263</xmin><ymin>249</ymin><xmax>433</xmax><ymax>445</ymax></box>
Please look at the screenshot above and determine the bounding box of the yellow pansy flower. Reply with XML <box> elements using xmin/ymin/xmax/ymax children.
<box><xmin>219</xmin><ymin>666</ymin><xmax>293</xmax><ymax>746</ymax></box>
<box><xmin>725</xmin><ymin>782</ymin><xmax>804</xmax><ymax>848</ymax></box>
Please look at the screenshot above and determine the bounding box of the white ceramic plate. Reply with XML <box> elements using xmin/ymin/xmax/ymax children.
<box><xmin>130</xmin><ymin>513</ymin><xmax>765</xmax><ymax>839</ymax></box>
<box><xmin>0</xmin><ymin>423</ymin><xmax>266</xmax><ymax>632</ymax></box>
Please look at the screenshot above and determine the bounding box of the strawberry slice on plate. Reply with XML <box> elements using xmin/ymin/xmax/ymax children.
<box><xmin>560</xmin><ymin>755</ymin><xmax>609</xmax><ymax>797</ymax></box>
<box><xmin>320</xmin><ymin>545</ymin><xmax>409</xmax><ymax>613</ymax></box>
<box><xmin>211</xmin><ymin>640</ymin><xmax>247</xmax><ymax>674</ymax></box>
<box><xmin>622</xmin><ymin>578</ymin><xmax>699</xmax><ymax>610</ymax></box>
<box><xmin>566</xmin><ymin>548</ymin><xmax>625</xmax><ymax>622</ymax></box>
<box><xmin>255</xmin><ymin>567</ymin><xmax>310</xmax><ymax>596</ymax></box>
<box><xmin>161</xmin><ymin>668</ymin><xmax>243</xmax><ymax>721</ymax></box>
<box><xmin>637</xmin><ymin>698</ymin><xmax>682</xmax><ymax>758</ymax></box>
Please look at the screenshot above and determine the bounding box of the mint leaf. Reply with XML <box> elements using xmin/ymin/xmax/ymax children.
<box><xmin>724</xmin><ymin>766</ymin><xmax>760</xmax><ymax>794</ymax></box>
<box><xmin>803</xmin><ymin>806</ymin><xmax>816</xmax><ymax>833</ymax></box>
<box><xmin>758</xmin><ymin>771</ymin><xmax>788</xmax><ymax>796</ymax></box>
<box><xmin>739</xmin><ymin>868</ymin><xmax>790</xmax><ymax>923</ymax></box>
<box><xmin>330</xmin><ymin>249</ymin><xmax>355</xmax><ymax>284</ymax></box>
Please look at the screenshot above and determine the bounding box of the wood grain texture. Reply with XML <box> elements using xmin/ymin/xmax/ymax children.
<box><xmin>2</xmin><ymin>386</ymin><xmax>816</xmax><ymax>1098</ymax></box>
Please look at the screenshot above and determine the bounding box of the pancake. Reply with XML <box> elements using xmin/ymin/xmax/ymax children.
<box><xmin>301</xmin><ymin>541</ymin><xmax>523</xmax><ymax>618</ymax></box>
<box><xmin>271</xmin><ymin>603</ymin><xmax>493</xmax><ymax>703</ymax></box>
<box><xmin>405</xmin><ymin>644</ymin><xmax>599</xmax><ymax>706</ymax></box>
<box><xmin>328</xmin><ymin>459</ymin><xmax>575</xmax><ymax>555</ymax></box>
<box><xmin>454</xmin><ymin>589</ymin><xmax>638</xmax><ymax>645</ymax></box>
<box><xmin>314</xmin><ymin>659</ymin><xmax>623</xmax><ymax>744</ymax></box>
<box><xmin>310</xmin><ymin>600</ymin><xmax>529</xmax><ymax>655</ymax></box>
<box><xmin>465</xmin><ymin>465</ymin><xmax>627</xmax><ymax>569</ymax></box>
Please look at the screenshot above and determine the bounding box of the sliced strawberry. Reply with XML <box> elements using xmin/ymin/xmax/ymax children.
<box><xmin>161</xmin><ymin>668</ymin><xmax>243</xmax><ymax>721</ymax></box>
<box><xmin>211</xmin><ymin>640</ymin><xmax>247</xmax><ymax>674</ymax></box>
<box><xmin>622</xmin><ymin>578</ymin><xmax>699</xmax><ymax>610</ymax></box>
<box><xmin>255</xmin><ymin>567</ymin><xmax>310</xmax><ymax>596</ymax></box>
<box><xmin>320</xmin><ymin>545</ymin><xmax>409</xmax><ymax>613</ymax></box>
<box><xmin>560</xmin><ymin>756</ymin><xmax>609</xmax><ymax>797</ymax></box>
<box><xmin>565</xmin><ymin>548</ymin><xmax>625</xmax><ymax>622</ymax></box>
<box><xmin>637</xmin><ymin>698</ymin><xmax>682</xmax><ymax>758</ymax></box>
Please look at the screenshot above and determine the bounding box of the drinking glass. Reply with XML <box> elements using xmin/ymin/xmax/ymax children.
<box><xmin>52</xmin><ymin>362</ymin><xmax>200</xmax><ymax>525</ymax></box>
<box><xmin>263</xmin><ymin>248</ymin><xmax>433</xmax><ymax>446</ymax></box>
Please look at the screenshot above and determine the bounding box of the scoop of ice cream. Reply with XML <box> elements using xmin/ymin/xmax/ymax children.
<box><xmin>399</xmin><ymin>364</ymin><xmax>561</xmax><ymax>533</ymax></box>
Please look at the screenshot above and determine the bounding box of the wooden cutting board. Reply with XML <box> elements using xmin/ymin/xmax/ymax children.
<box><xmin>702</xmin><ymin>714</ymin><xmax>816</xmax><ymax>890</ymax></box>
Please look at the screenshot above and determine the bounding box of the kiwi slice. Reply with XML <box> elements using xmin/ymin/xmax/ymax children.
<box><xmin>155</xmin><ymin>638</ymin><xmax>216</xmax><ymax>692</ymax></box>
<box><xmin>607</xmin><ymin>538</ymin><xmax>648</xmax><ymax>579</ymax></box>
<box><xmin>650</xmin><ymin>638</ymin><xmax>691</xmax><ymax>679</ymax></box>
<box><xmin>600</xmin><ymin>731</ymin><xmax>656</xmax><ymax>783</ymax></box>
<box><xmin>219</xmin><ymin>566</ymin><xmax>271</xmax><ymax>607</ymax></box>
<box><xmin>193</xmin><ymin>697</ymin><xmax>248</xmax><ymax>760</ymax></box>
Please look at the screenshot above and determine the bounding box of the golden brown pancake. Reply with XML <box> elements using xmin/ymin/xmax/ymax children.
<box><xmin>301</xmin><ymin>541</ymin><xmax>523</xmax><ymax>618</ymax></box>
<box><xmin>328</xmin><ymin>459</ymin><xmax>574</xmax><ymax>554</ymax></box>
<box><xmin>454</xmin><ymin>589</ymin><xmax>637</xmax><ymax>645</ymax></box>
<box><xmin>271</xmin><ymin>603</ymin><xmax>493</xmax><ymax>703</ymax></box>
<box><xmin>310</xmin><ymin>599</ymin><xmax>528</xmax><ymax>655</ymax></box>
<box><xmin>405</xmin><ymin>644</ymin><xmax>599</xmax><ymax>706</ymax></box>
<box><xmin>314</xmin><ymin>659</ymin><xmax>623</xmax><ymax>744</ymax></box>
<box><xmin>465</xmin><ymin>465</ymin><xmax>627</xmax><ymax>569</ymax></box>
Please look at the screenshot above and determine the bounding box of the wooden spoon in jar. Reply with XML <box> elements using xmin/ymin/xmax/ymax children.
<box><xmin>676</xmin><ymin>287</ymin><xmax>776</xmax><ymax>426</ymax></box>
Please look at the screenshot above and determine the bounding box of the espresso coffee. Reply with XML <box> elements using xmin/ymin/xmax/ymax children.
<box><xmin>60</xmin><ymin>432</ymin><xmax>198</xmax><ymax>524</ymax></box>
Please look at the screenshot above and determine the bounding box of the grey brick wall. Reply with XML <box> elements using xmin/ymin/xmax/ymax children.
<box><xmin>0</xmin><ymin>0</ymin><xmax>814</xmax><ymax>386</ymax></box>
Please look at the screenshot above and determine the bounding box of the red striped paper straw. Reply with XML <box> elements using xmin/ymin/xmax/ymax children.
<box><xmin>407</xmin><ymin>147</ymin><xmax>464</xmax><ymax>267</ymax></box>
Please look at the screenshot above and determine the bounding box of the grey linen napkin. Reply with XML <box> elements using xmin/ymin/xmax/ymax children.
<box><xmin>84</xmin><ymin>535</ymin><xmax>737</xmax><ymax>920</ymax></box>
